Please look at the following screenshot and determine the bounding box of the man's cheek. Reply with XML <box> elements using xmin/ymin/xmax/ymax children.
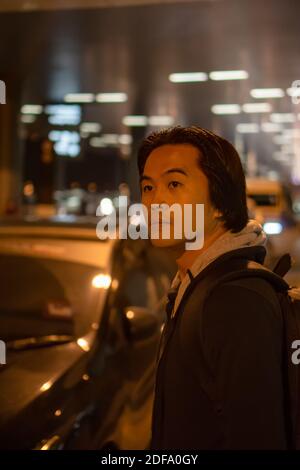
<box><xmin>141</xmin><ymin>204</ymin><xmax>150</xmax><ymax>223</ymax></box>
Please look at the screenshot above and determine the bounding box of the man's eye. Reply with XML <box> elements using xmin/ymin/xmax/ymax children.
<box><xmin>143</xmin><ymin>185</ymin><xmax>153</xmax><ymax>192</ymax></box>
<box><xmin>168</xmin><ymin>181</ymin><xmax>182</xmax><ymax>189</ymax></box>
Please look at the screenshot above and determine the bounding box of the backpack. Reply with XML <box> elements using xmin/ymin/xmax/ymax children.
<box><xmin>199</xmin><ymin>253</ymin><xmax>300</xmax><ymax>450</ymax></box>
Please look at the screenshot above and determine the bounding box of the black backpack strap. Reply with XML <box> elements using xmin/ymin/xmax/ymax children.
<box><xmin>273</xmin><ymin>253</ymin><xmax>292</xmax><ymax>278</ymax></box>
<box><xmin>184</xmin><ymin>256</ymin><xmax>290</xmax><ymax>307</ymax></box>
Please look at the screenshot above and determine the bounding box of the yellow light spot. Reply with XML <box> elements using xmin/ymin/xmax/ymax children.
<box><xmin>126</xmin><ymin>310</ymin><xmax>135</xmax><ymax>320</ymax></box>
<box><xmin>92</xmin><ymin>274</ymin><xmax>112</xmax><ymax>289</ymax></box>
<box><xmin>77</xmin><ymin>338</ymin><xmax>90</xmax><ymax>352</ymax></box>
<box><xmin>82</xmin><ymin>374</ymin><xmax>90</xmax><ymax>381</ymax></box>
<box><xmin>40</xmin><ymin>381</ymin><xmax>52</xmax><ymax>392</ymax></box>
<box><xmin>54</xmin><ymin>409</ymin><xmax>62</xmax><ymax>417</ymax></box>
<box><xmin>40</xmin><ymin>435</ymin><xmax>60</xmax><ymax>450</ymax></box>
<box><xmin>23</xmin><ymin>182</ymin><xmax>34</xmax><ymax>197</ymax></box>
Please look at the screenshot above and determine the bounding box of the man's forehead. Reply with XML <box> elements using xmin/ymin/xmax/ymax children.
<box><xmin>144</xmin><ymin>143</ymin><xmax>200</xmax><ymax>174</ymax></box>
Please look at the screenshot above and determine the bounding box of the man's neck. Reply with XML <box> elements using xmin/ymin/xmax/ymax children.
<box><xmin>176</xmin><ymin>224</ymin><xmax>227</xmax><ymax>281</ymax></box>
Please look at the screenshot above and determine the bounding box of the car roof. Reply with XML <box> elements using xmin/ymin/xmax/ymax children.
<box><xmin>0</xmin><ymin>216</ymin><xmax>116</xmax><ymax>267</ymax></box>
<box><xmin>0</xmin><ymin>216</ymin><xmax>106</xmax><ymax>241</ymax></box>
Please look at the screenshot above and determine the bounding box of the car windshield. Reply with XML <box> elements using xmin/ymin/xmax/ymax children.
<box><xmin>0</xmin><ymin>238</ymin><xmax>111</xmax><ymax>342</ymax></box>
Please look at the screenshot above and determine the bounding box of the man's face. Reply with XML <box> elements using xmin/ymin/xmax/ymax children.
<box><xmin>140</xmin><ymin>143</ymin><xmax>219</xmax><ymax>249</ymax></box>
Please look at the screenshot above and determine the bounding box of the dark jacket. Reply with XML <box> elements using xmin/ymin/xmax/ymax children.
<box><xmin>151</xmin><ymin>246</ymin><xmax>287</xmax><ymax>450</ymax></box>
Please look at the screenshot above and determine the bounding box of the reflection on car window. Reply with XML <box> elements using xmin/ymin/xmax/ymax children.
<box><xmin>117</xmin><ymin>268</ymin><xmax>150</xmax><ymax>309</ymax></box>
<box><xmin>0</xmin><ymin>254</ymin><xmax>107</xmax><ymax>342</ymax></box>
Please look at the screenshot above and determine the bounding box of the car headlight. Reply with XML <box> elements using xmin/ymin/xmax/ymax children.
<box><xmin>263</xmin><ymin>222</ymin><xmax>283</xmax><ymax>235</ymax></box>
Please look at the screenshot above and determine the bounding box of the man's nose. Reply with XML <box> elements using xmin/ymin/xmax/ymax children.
<box><xmin>149</xmin><ymin>185</ymin><xmax>168</xmax><ymax>206</ymax></box>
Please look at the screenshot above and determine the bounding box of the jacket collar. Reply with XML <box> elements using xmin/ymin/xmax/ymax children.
<box><xmin>170</xmin><ymin>245</ymin><xmax>267</xmax><ymax>318</ymax></box>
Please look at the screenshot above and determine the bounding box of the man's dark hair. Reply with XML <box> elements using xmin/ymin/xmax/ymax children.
<box><xmin>137</xmin><ymin>125</ymin><xmax>249</xmax><ymax>233</ymax></box>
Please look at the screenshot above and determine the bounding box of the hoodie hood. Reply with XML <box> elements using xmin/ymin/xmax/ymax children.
<box><xmin>170</xmin><ymin>219</ymin><xmax>267</xmax><ymax>317</ymax></box>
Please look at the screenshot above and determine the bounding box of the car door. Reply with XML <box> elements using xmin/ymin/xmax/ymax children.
<box><xmin>103</xmin><ymin>239</ymin><xmax>174</xmax><ymax>449</ymax></box>
<box><xmin>60</xmin><ymin>238</ymin><xmax>174</xmax><ymax>450</ymax></box>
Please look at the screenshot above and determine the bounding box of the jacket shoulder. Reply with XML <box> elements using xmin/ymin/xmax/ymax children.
<box><xmin>200</xmin><ymin>277</ymin><xmax>283</xmax><ymax>345</ymax></box>
<box><xmin>186</xmin><ymin>270</ymin><xmax>281</xmax><ymax>318</ymax></box>
<box><xmin>219</xmin><ymin>276</ymin><xmax>281</xmax><ymax>313</ymax></box>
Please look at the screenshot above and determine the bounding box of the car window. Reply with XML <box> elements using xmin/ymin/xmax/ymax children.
<box><xmin>117</xmin><ymin>267</ymin><xmax>157</xmax><ymax>310</ymax></box>
<box><xmin>115</xmin><ymin>241</ymin><xmax>174</xmax><ymax>315</ymax></box>
<box><xmin>0</xmin><ymin>253</ymin><xmax>109</xmax><ymax>341</ymax></box>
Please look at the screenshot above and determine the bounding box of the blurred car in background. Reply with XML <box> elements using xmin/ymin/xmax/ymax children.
<box><xmin>53</xmin><ymin>182</ymin><xmax>131</xmax><ymax>218</ymax></box>
<box><xmin>53</xmin><ymin>188</ymin><xmax>119</xmax><ymax>217</ymax></box>
<box><xmin>0</xmin><ymin>218</ymin><xmax>176</xmax><ymax>450</ymax></box>
<box><xmin>246</xmin><ymin>178</ymin><xmax>299</xmax><ymax>265</ymax></box>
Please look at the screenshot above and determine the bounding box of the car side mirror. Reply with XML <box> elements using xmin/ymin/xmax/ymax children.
<box><xmin>123</xmin><ymin>306</ymin><xmax>160</xmax><ymax>341</ymax></box>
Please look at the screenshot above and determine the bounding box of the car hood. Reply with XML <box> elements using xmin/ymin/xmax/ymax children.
<box><xmin>0</xmin><ymin>338</ymin><xmax>91</xmax><ymax>446</ymax></box>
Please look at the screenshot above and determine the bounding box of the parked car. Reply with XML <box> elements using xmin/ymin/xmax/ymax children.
<box><xmin>0</xmin><ymin>218</ymin><xmax>176</xmax><ymax>450</ymax></box>
<box><xmin>246</xmin><ymin>178</ymin><xmax>299</xmax><ymax>265</ymax></box>
<box><xmin>246</xmin><ymin>178</ymin><xmax>295</xmax><ymax>230</ymax></box>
